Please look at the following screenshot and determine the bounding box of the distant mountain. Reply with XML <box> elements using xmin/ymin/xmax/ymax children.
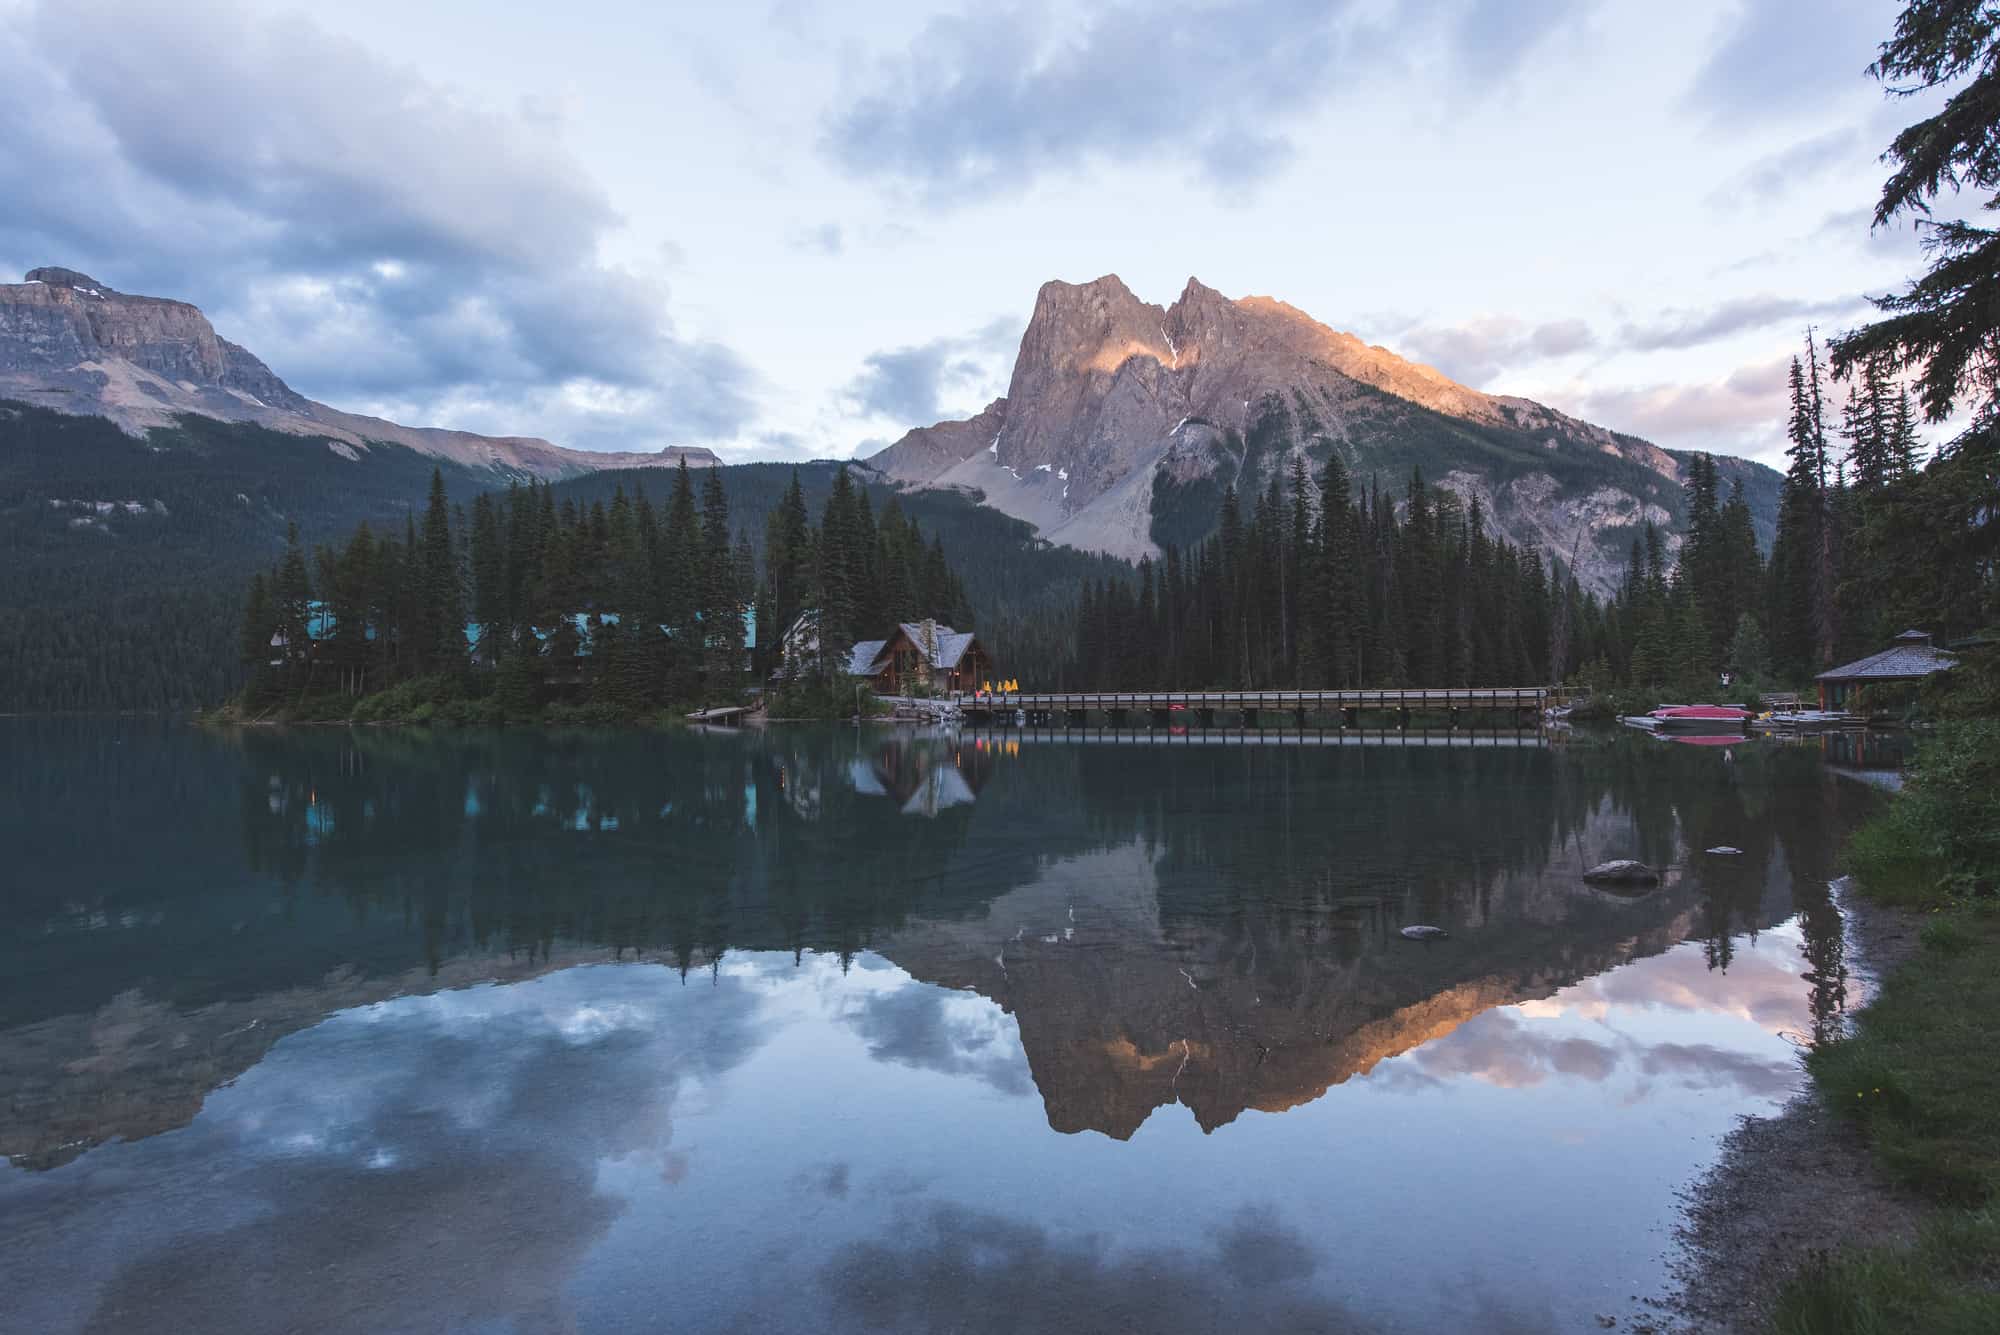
<box><xmin>869</xmin><ymin>275</ymin><xmax>1781</xmax><ymax>594</ymax></box>
<box><xmin>0</xmin><ymin>266</ymin><xmax>718</xmax><ymax>478</ymax></box>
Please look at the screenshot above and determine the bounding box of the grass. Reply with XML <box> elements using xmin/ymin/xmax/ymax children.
<box><xmin>1804</xmin><ymin>901</ymin><xmax>2000</xmax><ymax>1206</ymax></box>
<box><xmin>1767</xmin><ymin>721</ymin><xmax>2000</xmax><ymax>1332</ymax></box>
<box><xmin>1772</xmin><ymin>1212</ymin><xmax>2000</xmax><ymax>1335</ymax></box>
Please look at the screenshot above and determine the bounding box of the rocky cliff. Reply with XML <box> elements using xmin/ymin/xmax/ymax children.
<box><xmin>869</xmin><ymin>275</ymin><xmax>1779</xmax><ymax>594</ymax></box>
<box><xmin>0</xmin><ymin>267</ymin><xmax>718</xmax><ymax>479</ymax></box>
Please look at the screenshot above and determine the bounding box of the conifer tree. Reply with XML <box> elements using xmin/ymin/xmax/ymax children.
<box><xmin>274</xmin><ymin>521</ymin><xmax>313</xmax><ymax>687</ymax></box>
<box><xmin>420</xmin><ymin>468</ymin><xmax>464</xmax><ymax>676</ymax></box>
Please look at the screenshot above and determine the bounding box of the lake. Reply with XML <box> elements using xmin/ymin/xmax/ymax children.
<box><xmin>0</xmin><ymin>718</ymin><xmax>1886</xmax><ymax>1333</ymax></box>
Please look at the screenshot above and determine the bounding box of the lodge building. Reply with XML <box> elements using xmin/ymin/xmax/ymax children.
<box><xmin>778</xmin><ymin>613</ymin><xmax>994</xmax><ymax>696</ymax></box>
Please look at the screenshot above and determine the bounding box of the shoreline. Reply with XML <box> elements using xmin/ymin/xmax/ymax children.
<box><xmin>1665</xmin><ymin>879</ymin><xmax>1930</xmax><ymax>1334</ymax></box>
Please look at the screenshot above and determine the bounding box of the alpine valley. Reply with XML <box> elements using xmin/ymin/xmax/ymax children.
<box><xmin>0</xmin><ymin>265</ymin><xmax>1779</xmax><ymax>711</ymax></box>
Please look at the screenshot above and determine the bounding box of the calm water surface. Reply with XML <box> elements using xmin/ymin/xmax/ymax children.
<box><xmin>0</xmin><ymin>719</ymin><xmax>1889</xmax><ymax>1333</ymax></box>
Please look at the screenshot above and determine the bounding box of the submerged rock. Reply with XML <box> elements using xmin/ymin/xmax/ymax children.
<box><xmin>1582</xmin><ymin>860</ymin><xmax>1660</xmax><ymax>885</ymax></box>
<box><xmin>1399</xmin><ymin>925</ymin><xmax>1449</xmax><ymax>941</ymax></box>
<box><xmin>1707</xmin><ymin>846</ymin><xmax>1744</xmax><ymax>856</ymax></box>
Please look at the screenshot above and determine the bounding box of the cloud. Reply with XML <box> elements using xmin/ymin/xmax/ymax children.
<box><xmin>1715</xmin><ymin>204</ymin><xmax>1929</xmax><ymax>276</ymax></box>
<box><xmin>843</xmin><ymin>317</ymin><xmax>1019</xmax><ymax>425</ymax></box>
<box><xmin>0</xmin><ymin>0</ymin><xmax>755</xmax><ymax>450</ymax></box>
<box><xmin>1395</xmin><ymin>315</ymin><xmax>1596</xmax><ymax>385</ymax></box>
<box><xmin>1376</xmin><ymin>966</ymin><xmax>1799</xmax><ymax>1101</ymax></box>
<box><xmin>1558</xmin><ymin>355</ymin><xmax>1794</xmax><ymax>458</ymax></box>
<box><xmin>0</xmin><ymin>964</ymin><xmax>772</xmax><ymax>1335</ymax></box>
<box><xmin>821</xmin><ymin>0</ymin><xmax>1581</xmax><ymax>205</ymax></box>
<box><xmin>1384</xmin><ymin>291</ymin><xmax>1869</xmax><ymax>396</ymax></box>
<box><xmin>1618</xmin><ymin>294</ymin><xmax>1869</xmax><ymax>352</ymax></box>
<box><xmin>843</xmin><ymin>982</ymin><xmax>1034</xmax><ymax>1096</ymax></box>
<box><xmin>1638</xmin><ymin>1040</ymin><xmax>1799</xmax><ymax>1098</ymax></box>
<box><xmin>790</xmin><ymin>223</ymin><xmax>846</xmax><ymax>256</ymax></box>
<box><xmin>817</xmin><ymin>1201</ymin><xmax>1377</xmax><ymax>1333</ymax></box>
<box><xmin>1706</xmin><ymin>126</ymin><xmax>1865</xmax><ymax>209</ymax></box>
<box><xmin>1682</xmin><ymin>1</ymin><xmax>1884</xmax><ymax>127</ymax></box>
<box><xmin>1387</xmin><ymin>1009</ymin><xmax>1621</xmax><ymax>1090</ymax></box>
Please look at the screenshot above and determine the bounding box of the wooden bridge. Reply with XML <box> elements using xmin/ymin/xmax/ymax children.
<box><xmin>979</xmin><ymin>726</ymin><xmax>1550</xmax><ymax>748</ymax></box>
<box><xmin>954</xmin><ymin>686</ymin><xmax>1552</xmax><ymax>729</ymax></box>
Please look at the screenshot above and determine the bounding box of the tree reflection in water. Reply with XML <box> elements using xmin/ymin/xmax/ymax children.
<box><xmin>1</xmin><ymin>721</ymin><xmax>1881</xmax><ymax>1158</ymax></box>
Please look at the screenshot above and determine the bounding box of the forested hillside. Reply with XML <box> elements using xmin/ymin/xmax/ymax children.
<box><xmin>0</xmin><ymin>404</ymin><xmax>488</xmax><ymax>712</ymax></box>
<box><xmin>0</xmin><ymin>405</ymin><xmax>1124</xmax><ymax>711</ymax></box>
<box><xmin>549</xmin><ymin>463</ymin><xmax>1129</xmax><ymax>678</ymax></box>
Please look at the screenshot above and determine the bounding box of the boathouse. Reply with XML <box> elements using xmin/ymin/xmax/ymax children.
<box><xmin>1816</xmin><ymin>629</ymin><xmax>1957</xmax><ymax>710</ymax></box>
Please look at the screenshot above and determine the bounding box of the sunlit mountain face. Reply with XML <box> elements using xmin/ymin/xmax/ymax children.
<box><xmin>1</xmin><ymin>719</ymin><xmax>1876</xmax><ymax>1333</ymax></box>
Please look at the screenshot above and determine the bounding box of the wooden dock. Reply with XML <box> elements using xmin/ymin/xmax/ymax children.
<box><xmin>685</xmin><ymin>704</ymin><xmax>755</xmax><ymax>723</ymax></box>
<box><xmin>955</xmin><ymin>686</ymin><xmax>1550</xmax><ymax>728</ymax></box>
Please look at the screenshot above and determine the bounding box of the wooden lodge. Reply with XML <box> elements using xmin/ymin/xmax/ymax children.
<box><xmin>1816</xmin><ymin>629</ymin><xmax>1957</xmax><ymax>711</ymax></box>
<box><xmin>775</xmin><ymin>612</ymin><xmax>994</xmax><ymax>696</ymax></box>
<box><xmin>850</xmin><ymin>619</ymin><xmax>993</xmax><ymax>696</ymax></box>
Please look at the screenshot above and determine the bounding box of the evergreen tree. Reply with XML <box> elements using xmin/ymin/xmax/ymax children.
<box><xmin>1728</xmin><ymin>612</ymin><xmax>1772</xmax><ymax>683</ymax></box>
<box><xmin>239</xmin><ymin>572</ymin><xmax>274</xmax><ymax>696</ymax></box>
<box><xmin>469</xmin><ymin>494</ymin><xmax>505</xmax><ymax>663</ymax></box>
<box><xmin>814</xmin><ymin>467</ymin><xmax>861</xmax><ymax>680</ymax></box>
<box><xmin>274</xmin><ymin>522</ymin><xmax>313</xmax><ymax>688</ymax></box>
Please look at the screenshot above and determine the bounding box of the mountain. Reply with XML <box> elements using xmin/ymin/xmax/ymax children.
<box><xmin>0</xmin><ymin>267</ymin><xmax>718</xmax><ymax>478</ymax></box>
<box><xmin>0</xmin><ymin>403</ymin><xmax>1117</xmax><ymax>711</ymax></box>
<box><xmin>0</xmin><ymin>266</ymin><xmax>738</xmax><ymax>711</ymax></box>
<box><xmin>869</xmin><ymin>275</ymin><xmax>1781</xmax><ymax>594</ymax></box>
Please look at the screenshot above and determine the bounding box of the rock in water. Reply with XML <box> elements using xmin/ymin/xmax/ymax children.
<box><xmin>1582</xmin><ymin>860</ymin><xmax>1660</xmax><ymax>885</ymax></box>
<box><xmin>1399</xmin><ymin>925</ymin><xmax>1449</xmax><ymax>941</ymax></box>
<box><xmin>1706</xmin><ymin>846</ymin><xmax>1743</xmax><ymax>856</ymax></box>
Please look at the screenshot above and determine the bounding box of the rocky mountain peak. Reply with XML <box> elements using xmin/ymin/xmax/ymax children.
<box><xmin>25</xmin><ymin>267</ymin><xmax>117</xmax><ymax>294</ymax></box>
<box><xmin>866</xmin><ymin>271</ymin><xmax>1781</xmax><ymax>592</ymax></box>
<box><xmin>0</xmin><ymin>266</ymin><xmax>720</xmax><ymax>477</ymax></box>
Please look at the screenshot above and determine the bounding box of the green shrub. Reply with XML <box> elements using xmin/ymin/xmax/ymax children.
<box><xmin>1849</xmin><ymin>721</ymin><xmax>2000</xmax><ymax>903</ymax></box>
<box><xmin>1921</xmin><ymin>914</ymin><xmax>1978</xmax><ymax>957</ymax></box>
<box><xmin>350</xmin><ymin>675</ymin><xmax>465</xmax><ymax>725</ymax></box>
<box><xmin>767</xmin><ymin>681</ymin><xmax>879</xmax><ymax>720</ymax></box>
<box><xmin>542</xmin><ymin>700</ymin><xmax>626</xmax><ymax>726</ymax></box>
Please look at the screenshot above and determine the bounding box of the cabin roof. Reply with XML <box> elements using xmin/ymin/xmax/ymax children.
<box><xmin>849</xmin><ymin>639</ymin><xmax>890</xmax><ymax>677</ymax></box>
<box><xmin>1817</xmin><ymin>631</ymin><xmax>1957</xmax><ymax>682</ymax></box>
<box><xmin>891</xmin><ymin>622</ymin><xmax>982</xmax><ymax>670</ymax></box>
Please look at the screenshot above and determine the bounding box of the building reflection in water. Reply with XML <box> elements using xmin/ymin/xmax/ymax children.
<box><xmin>0</xmin><ymin>722</ymin><xmax>1878</xmax><ymax>1163</ymax></box>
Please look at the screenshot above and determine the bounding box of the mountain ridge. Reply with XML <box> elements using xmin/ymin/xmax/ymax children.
<box><xmin>0</xmin><ymin>267</ymin><xmax>718</xmax><ymax>479</ymax></box>
<box><xmin>870</xmin><ymin>273</ymin><xmax>1779</xmax><ymax>594</ymax></box>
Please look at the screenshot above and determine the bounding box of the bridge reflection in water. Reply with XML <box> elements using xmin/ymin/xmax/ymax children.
<box><xmin>3</xmin><ymin>719</ymin><xmax>1858</xmax><ymax>1162</ymax></box>
<box><xmin>0</xmin><ymin>718</ymin><xmax>1880</xmax><ymax>1335</ymax></box>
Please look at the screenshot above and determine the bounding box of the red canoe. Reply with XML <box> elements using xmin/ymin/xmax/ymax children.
<box><xmin>1647</xmin><ymin>703</ymin><xmax>1753</xmax><ymax>731</ymax></box>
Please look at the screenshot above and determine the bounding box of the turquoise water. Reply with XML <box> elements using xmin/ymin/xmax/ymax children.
<box><xmin>0</xmin><ymin>720</ymin><xmax>1875</xmax><ymax>1332</ymax></box>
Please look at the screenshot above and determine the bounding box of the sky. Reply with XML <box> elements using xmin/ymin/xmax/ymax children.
<box><xmin>0</xmin><ymin>0</ymin><xmax>1945</xmax><ymax>469</ymax></box>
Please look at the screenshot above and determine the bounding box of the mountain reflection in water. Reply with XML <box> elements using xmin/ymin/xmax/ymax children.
<box><xmin>0</xmin><ymin>719</ymin><xmax>1874</xmax><ymax>1334</ymax></box>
